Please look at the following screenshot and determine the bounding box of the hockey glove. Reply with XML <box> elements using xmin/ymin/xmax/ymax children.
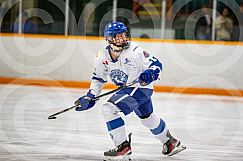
<box><xmin>139</xmin><ymin>68</ymin><xmax>160</xmax><ymax>86</ymax></box>
<box><xmin>75</xmin><ymin>90</ymin><xmax>96</xmax><ymax>111</ymax></box>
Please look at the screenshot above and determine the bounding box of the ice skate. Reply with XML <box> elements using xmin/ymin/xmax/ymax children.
<box><xmin>104</xmin><ymin>133</ymin><xmax>132</xmax><ymax>161</ymax></box>
<box><xmin>162</xmin><ymin>131</ymin><xmax>186</xmax><ymax>156</ymax></box>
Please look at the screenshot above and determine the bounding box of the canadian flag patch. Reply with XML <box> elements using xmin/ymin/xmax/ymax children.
<box><xmin>102</xmin><ymin>59</ymin><xmax>109</xmax><ymax>65</ymax></box>
<box><xmin>143</xmin><ymin>51</ymin><xmax>150</xmax><ymax>58</ymax></box>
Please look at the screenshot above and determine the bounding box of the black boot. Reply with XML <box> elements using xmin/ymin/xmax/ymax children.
<box><xmin>104</xmin><ymin>133</ymin><xmax>132</xmax><ymax>161</ymax></box>
<box><xmin>162</xmin><ymin>131</ymin><xmax>186</xmax><ymax>156</ymax></box>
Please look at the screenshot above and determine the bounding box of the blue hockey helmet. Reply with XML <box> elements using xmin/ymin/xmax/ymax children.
<box><xmin>104</xmin><ymin>22</ymin><xmax>128</xmax><ymax>41</ymax></box>
<box><xmin>104</xmin><ymin>22</ymin><xmax>130</xmax><ymax>54</ymax></box>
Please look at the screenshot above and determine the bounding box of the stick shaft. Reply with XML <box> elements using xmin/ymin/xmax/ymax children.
<box><xmin>48</xmin><ymin>105</ymin><xmax>77</xmax><ymax>118</ymax></box>
<box><xmin>48</xmin><ymin>79</ymin><xmax>138</xmax><ymax>119</ymax></box>
<box><xmin>94</xmin><ymin>79</ymin><xmax>138</xmax><ymax>100</ymax></box>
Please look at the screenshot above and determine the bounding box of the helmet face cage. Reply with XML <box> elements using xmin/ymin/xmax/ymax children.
<box><xmin>107</xmin><ymin>32</ymin><xmax>130</xmax><ymax>47</ymax></box>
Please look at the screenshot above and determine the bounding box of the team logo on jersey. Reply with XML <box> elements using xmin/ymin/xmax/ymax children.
<box><xmin>124</xmin><ymin>58</ymin><xmax>134</xmax><ymax>66</ymax></box>
<box><xmin>124</xmin><ymin>58</ymin><xmax>130</xmax><ymax>64</ymax></box>
<box><xmin>110</xmin><ymin>69</ymin><xmax>128</xmax><ymax>86</ymax></box>
<box><xmin>143</xmin><ymin>51</ymin><xmax>150</xmax><ymax>58</ymax></box>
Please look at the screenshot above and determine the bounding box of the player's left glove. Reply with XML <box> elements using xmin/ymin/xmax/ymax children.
<box><xmin>75</xmin><ymin>90</ymin><xmax>96</xmax><ymax>111</ymax></box>
<box><xmin>139</xmin><ymin>68</ymin><xmax>160</xmax><ymax>86</ymax></box>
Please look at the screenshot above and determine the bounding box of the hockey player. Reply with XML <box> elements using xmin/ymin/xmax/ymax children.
<box><xmin>75</xmin><ymin>22</ymin><xmax>185</xmax><ymax>160</ymax></box>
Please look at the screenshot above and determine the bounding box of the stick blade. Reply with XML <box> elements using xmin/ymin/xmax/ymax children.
<box><xmin>48</xmin><ymin>116</ymin><xmax>57</xmax><ymax>120</ymax></box>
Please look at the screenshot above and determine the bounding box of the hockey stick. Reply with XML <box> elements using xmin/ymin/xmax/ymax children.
<box><xmin>48</xmin><ymin>79</ymin><xmax>139</xmax><ymax>120</ymax></box>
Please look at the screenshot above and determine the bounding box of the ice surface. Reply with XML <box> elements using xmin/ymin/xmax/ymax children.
<box><xmin>0</xmin><ymin>84</ymin><xmax>243</xmax><ymax>161</ymax></box>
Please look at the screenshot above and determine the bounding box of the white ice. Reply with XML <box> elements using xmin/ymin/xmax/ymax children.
<box><xmin>0</xmin><ymin>84</ymin><xmax>243</xmax><ymax>161</ymax></box>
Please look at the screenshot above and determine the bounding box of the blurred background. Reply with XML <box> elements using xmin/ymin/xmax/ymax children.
<box><xmin>1</xmin><ymin>0</ymin><xmax>243</xmax><ymax>93</ymax></box>
<box><xmin>1</xmin><ymin>0</ymin><xmax>243</xmax><ymax>41</ymax></box>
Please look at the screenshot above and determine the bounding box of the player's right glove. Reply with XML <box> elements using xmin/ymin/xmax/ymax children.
<box><xmin>139</xmin><ymin>68</ymin><xmax>160</xmax><ymax>86</ymax></box>
<box><xmin>75</xmin><ymin>90</ymin><xmax>96</xmax><ymax>111</ymax></box>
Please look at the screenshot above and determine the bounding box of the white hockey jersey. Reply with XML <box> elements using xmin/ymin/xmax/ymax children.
<box><xmin>89</xmin><ymin>42</ymin><xmax>162</xmax><ymax>96</ymax></box>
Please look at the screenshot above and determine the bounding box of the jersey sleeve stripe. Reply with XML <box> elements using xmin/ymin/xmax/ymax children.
<box><xmin>149</xmin><ymin>59</ymin><xmax>163</xmax><ymax>71</ymax></box>
<box><xmin>133</xmin><ymin>46</ymin><xmax>139</xmax><ymax>51</ymax></box>
<box><xmin>92</xmin><ymin>76</ymin><xmax>107</xmax><ymax>83</ymax></box>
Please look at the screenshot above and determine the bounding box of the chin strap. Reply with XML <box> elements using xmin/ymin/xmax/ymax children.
<box><xmin>109</xmin><ymin>41</ymin><xmax>130</xmax><ymax>53</ymax></box>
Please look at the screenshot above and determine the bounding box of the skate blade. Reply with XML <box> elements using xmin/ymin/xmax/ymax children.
<box><xmin>104</xmin><ymin>152</ymin><xmax>132</xmax><ymax>161</ymax></box>
<box><xmin>103</xmin><ymin>156</ymin><xmax>131</xmax><ymax>161</ymax></box>
<box><xmin>167</xmin><ymin>144</ymin><xmax>186</xmax><ymax>156</ymax></box>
